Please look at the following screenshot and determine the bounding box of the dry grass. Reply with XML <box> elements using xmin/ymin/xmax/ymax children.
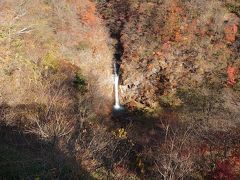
<box><xmin>0</xmin><ymin>1</ymin><xmax>115</xmax><ymax>177</ymax></box>
<box><xmin>1</xmin><ymin>0</ymin><xmax>240</xmax><ymax>179</ymax></box>
<box><xmin>0</xmin><ymin>0</ymin><xmax>114</xmax><ymax>114</ymax></box>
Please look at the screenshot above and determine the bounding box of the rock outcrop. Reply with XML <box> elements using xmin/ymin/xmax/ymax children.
<box><xmin>97</xmin><ymin>0</ymin><xmax>240</xmax><ymax>111</ymax></box>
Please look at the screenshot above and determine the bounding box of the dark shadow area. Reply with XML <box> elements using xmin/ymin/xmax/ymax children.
<box><xmin>103</xmin><ymin>108</ymin><xmax>167</xmax><ymax>176</ymax></box>
<box><xmin>111</xmin><ymin>108</ymin><xmax>165</xmax><ymax>144</ymax></box>
<box><xmin>109</xmin><ymin>105</ymin><xmax>240</xmax><ymax>178</ymax></box>
<box><xmin>97</xmin><ymin>0</ymin><xmax>131</xmax><ymax>76</ymax></box>
<box><xmin>0</xmin><ymin>122</ymin><xmax>95</xmax><ymax>179</ymax></box>
<box><xmin>96</xmin><ymin>0</ymin><xmax>240</xmax><ymax>178</ymax></box>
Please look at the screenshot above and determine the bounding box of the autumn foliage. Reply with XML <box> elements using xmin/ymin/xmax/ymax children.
<box><xmin>224</xmin><ymin>23</ymin><xmax>238</xmax><ymax>43</ymax></box>
<box><xmin>0</xmin><ymin>0</ymin><xmax>240</xmax><ymax>179</ymax></box>
<box><xmin>227</xmin><ymin>66</ymin><xmax>237</xmax><ymax>85</ymax></box>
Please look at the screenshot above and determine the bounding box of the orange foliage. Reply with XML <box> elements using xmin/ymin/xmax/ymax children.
<box><xmin>175</xmin><ymin>31</ymin><xmax>183</xmax><ymax>41</ymax></box>
<box><xmin>227</xmin><ymin>66</ymin><xmax>237</xmax><ymax>86</ymax></box>
<box><xmin>224</xmin><ymin>24</ymin><xmax>238</xmax><ymax>42</ymax></box>
<box><xmin>184</xmin><ymin>19</ymin><xmax>198</xmax><ymax>41</ymax></box>
<box><xmin>162</xmin><ymin>3</ymin><xmax>182</xmax><ymax>42</ymax></box>
<box><xmin>68</xmin><ymin>0</ymin><xmax>97</xmax><ymax>26</ymax></box>
<box><xmin>81</xmin><ymin>3</ymin><xmax>97</xmax><ymax>25</ymax></box>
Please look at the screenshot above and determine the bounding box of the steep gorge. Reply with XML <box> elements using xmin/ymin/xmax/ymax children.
<box><xmin>96</xmin><ymin>1</ymin><xmax>130</xmax><ymax>110</ymax></box>
<box><xmin>0</xmin><ymin>0</ymin><xmax>240</xmax><ymax>179</ymax></box>
<box><xmin>97</xmin><ymin>0</ymin><xmax>240</xmax><ymax>114</ymax></box>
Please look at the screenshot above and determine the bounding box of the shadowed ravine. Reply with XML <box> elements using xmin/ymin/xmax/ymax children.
<box><xmin>112</xmin><ymin>28</ymin><xmax>125</xmax><ymax>110</ymax></box>
<box><xmin>1</xmin><ymin>0</ymin><xmax>240</xmax><ymax>179</ymax></box>
<box><xmin>113</xmin><ymin>33</ymin><xmax>124</xmax><ymax>109</ymax></box>
<box><xmin>96</xmin><ymin>1</ymin><xmax>130</xmax><ymax>110</ymax></box>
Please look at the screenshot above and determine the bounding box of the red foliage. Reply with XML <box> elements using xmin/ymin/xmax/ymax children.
<box><xmin>227</xmin><ymin>66</ymin><xmax>237</xmax><ymax>86</ymax></box>
<box><xmin>210</xmin><ymin>160</ymin><xmax>234</xmax><ymax>180</ymax></box>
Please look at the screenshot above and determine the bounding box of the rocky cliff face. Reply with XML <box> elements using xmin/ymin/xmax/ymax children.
<box><xmin>97</xmin><ymin>0</ymin><xmax>240</xmax><ymax>111</ymax></box>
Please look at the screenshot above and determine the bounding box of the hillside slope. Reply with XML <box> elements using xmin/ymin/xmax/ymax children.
<box><xmin>0</xmin><ymin>0</ymin><xmax>240</xmax><ymax>179</ymax></box>
<box><xmin>0</xmin><ymin>0</ymin><xmax>113</xmax><ymax>113</ymax></box>
<box><xmin>97</xmin><ymin>0</ymin><xmax>240</xmax><ymax>113</ymax></box>
<box><xmin>0</xmin><ymin>0</ymin><xmax>116</xmax><ymax>178</ymax></box>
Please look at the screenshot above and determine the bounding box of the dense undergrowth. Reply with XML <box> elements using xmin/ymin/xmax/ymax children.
<box><xmin>97</xmin><ymin>0</ymin><xmax>240</xmax><ymax>112</ymax></box>
<box><xmin>97</xmin><ymin>0</ymin><xmax>240</xmax><ymax>179</ymax></box>
<box><xmin>0</xmin><ymin>0</ymin><xmax>240</xmax><ymax>179</ymax></box>
<box><xmin>0</xmin><ymin>0</ymin><xmax>115</xmax><ymax>178</ymax></box>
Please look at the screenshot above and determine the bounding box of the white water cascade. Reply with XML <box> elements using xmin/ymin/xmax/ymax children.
<box><xmin>114</xmin><ymin>63</ymin><xmax>121</xmax><ymax>109</ymax></box>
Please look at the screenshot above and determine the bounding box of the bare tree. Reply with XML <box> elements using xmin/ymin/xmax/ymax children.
<box><xmin>153</xmin><ymin>122</ymin><xmax>195</xmax><ymax>180</ymax></box>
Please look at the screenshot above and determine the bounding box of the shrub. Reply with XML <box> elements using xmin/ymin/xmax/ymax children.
<box><xmin>73</xmin><ymin>72</ymin><xmax>87</xmax><ymax>92</ymax></box>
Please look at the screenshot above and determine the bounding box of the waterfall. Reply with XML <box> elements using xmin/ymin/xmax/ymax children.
<box><xmin>114</xmin><ymin>63</ymin><xmax>121</xmax><ymax>109</ymax></box>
